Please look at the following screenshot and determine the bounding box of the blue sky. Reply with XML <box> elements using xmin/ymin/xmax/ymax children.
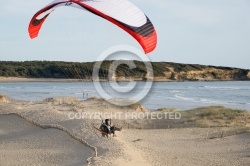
<box><xmin>0</xmin><ymin>0</ymin><xmax>249</xmax><ymax>69</ymax></box>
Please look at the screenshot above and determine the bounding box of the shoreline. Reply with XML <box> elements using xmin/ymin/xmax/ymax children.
<box><xmin>1</xmin><ymin>78</ymin><xmax>249</xmax><ymax>111</ymax></box>
<box><xmin>0</xmin><ymin>77</ymin><xmax>248</xmax><ymax>83</ymax></box>
<box><xmin>0</xmin><ymin>94</ymin><xmax>249</xmax><ymax>112</ymax></box>
<box><xmin>1</xmin><ymin>94</ymin><xmax>249</xmax><ymax>112</ymax></box>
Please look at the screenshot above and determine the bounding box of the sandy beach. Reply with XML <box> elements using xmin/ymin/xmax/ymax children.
<box><xmin>0</xmin><ymin>76</ymin><xmax>234</xmax><ymax>83</ymax></box>
<box><xmin>0</xmin><ymin>96</ymin><xmax>249</xmax><ymax>166</ymax></box>
<box><xmin>1</xmin><ymin>0</ymin><xmax>250</xmax><ymax>165</ymax></box>
<box><xmin>0</xmin><ymin>77</ymin><xmax>82</xmax><ymax>82</ymax></box>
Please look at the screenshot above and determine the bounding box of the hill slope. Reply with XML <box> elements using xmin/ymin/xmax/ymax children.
<box><xmin>0</xmin><ymin>61</ymin><xmax>249</xmax><ymax>81</ymax></box>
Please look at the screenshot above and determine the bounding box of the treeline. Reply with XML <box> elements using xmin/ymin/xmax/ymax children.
<box><xmin>0</xmin><ymin>61</ymin><xmax>249</xmax><ymax>80</ymax></box>
<box><xmin>0</xmin><ymin>61</ymin><xmax>93</xmax><ymax>78</ymax></box>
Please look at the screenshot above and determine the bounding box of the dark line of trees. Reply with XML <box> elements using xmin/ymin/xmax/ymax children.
<box><xmin>0</xmin><ymin>61</ymin><xmax>249</xmax><ymax>80</ymax></box>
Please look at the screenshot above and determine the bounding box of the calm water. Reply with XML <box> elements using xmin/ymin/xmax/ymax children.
<box><xmin>0</xmin><ymin>81</ymin><xmax>249</xmax><ymax>110</ymax></box>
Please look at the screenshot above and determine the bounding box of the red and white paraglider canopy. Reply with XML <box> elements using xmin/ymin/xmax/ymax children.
<box><xmin>28</xmin><ymin>0</ymin><xmax>157</xmax><ymax>54</ymax></box>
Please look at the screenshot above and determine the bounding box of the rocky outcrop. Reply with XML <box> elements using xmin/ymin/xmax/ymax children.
<box><xmin>158</xmin><ymin>66</ymin><xmax>250</xmax><ymax>81</ymax></box>
<box><xmin>247</xmin><ymin>71</ymin><xmax>250</xmax><ymax>79</ymax></box>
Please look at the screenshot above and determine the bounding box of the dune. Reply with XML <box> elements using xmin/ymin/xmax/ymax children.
<box><xmin>0</xmin><ymin>94</ymin><xmax>9</xmax><ymax>103</ymax></box>
<box><xmin>0</xmin><ymin>95</ymin><xmax>249</xmax><ymax>166</ymax></box>
<box><xmin>115</xmin><ymin>129</ymin><xmax>250</xmax><ymax>166</ymax></box>
<box><xmin>0</xmin><ymin>115</ymin><xmax>93</xmax><ymax>166</ymax></box>
<box><xmin>44</xmin><ymin>96</ymin><xmax>79</xmax><ymax>105</ymax></box>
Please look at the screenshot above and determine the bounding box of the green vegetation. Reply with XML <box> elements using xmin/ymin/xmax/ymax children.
<box><xmin>0</xmin><ymin>61</ymin><xmax>249</xmax><ymax>80</ymax></box>
<box><xmin>183</xmin><ymin>106</ymin><xmax>250</xmax><ymax>127</ymax></box>
<box><xmin>146</xmin><ymin>106</ymin><xmax>250</xmax><ymax>130</ymax></box>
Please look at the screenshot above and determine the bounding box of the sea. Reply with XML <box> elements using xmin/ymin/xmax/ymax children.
<box><xmin>0</xmin><ymin>81</ymin><xmax>249</xmax><ymax>111</ymax></box>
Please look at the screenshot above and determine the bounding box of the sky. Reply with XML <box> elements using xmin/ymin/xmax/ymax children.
<box><xmin>0</xmin><ymin>0</ymin><xmax>249</xmax><ymax>69</ymax></box>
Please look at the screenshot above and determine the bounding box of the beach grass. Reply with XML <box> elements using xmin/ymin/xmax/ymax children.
<box><xmin>184</xmin><ymin>106</ymin><xmax>250</xmax><ymax>127</ymax></box>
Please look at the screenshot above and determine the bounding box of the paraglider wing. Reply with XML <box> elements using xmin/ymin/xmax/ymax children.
<box><xmin>28</xmin><ymin>0</ymin><xmax>80</xmax><ymax>39</ymax></box>
<box><xmin>28</xmin><ymin>0</ymin><xmax>157</xmax><ymax>54</ymax></box>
